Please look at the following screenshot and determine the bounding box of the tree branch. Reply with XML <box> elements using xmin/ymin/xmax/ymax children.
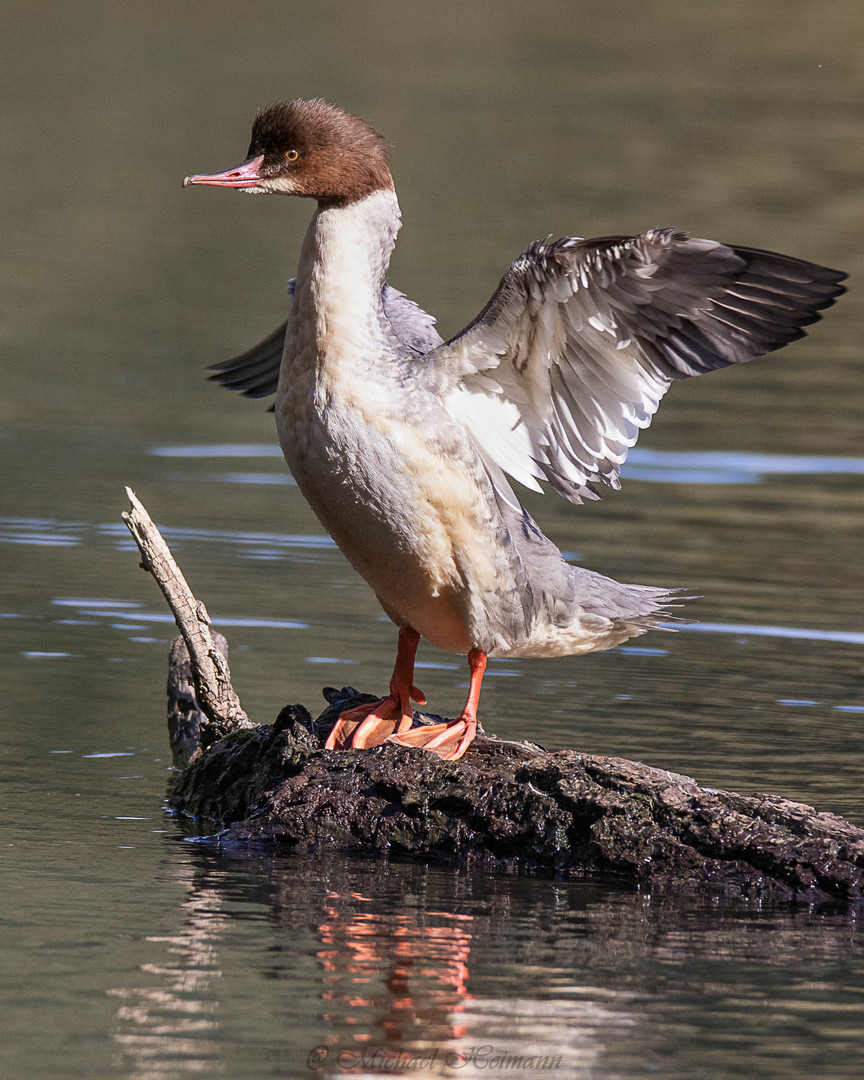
<box><xmin>122</xmin><ymin>487</ymin><xmax>252</xmax><ymax>734</ymax></box>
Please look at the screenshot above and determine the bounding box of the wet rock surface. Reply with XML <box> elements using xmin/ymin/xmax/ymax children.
<box><xmin>168</xmin><ymin>686</ymin><xmax>864</xmax><ymax>904</ymax></box>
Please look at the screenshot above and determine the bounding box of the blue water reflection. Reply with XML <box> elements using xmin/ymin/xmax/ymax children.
<box><xmin>149</xmin><ymin>443</ymin><xmax>864</xmax><ymax>487</ymax></box>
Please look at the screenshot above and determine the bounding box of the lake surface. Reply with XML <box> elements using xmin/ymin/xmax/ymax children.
<box><xmin>2</xmin><ymin>2</ymin><xmax>863</xmax><ymax>1077</ymax></box>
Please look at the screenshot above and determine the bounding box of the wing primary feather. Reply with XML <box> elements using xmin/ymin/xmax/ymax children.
<box><xmin>432</xmin><ymin>230</ymin><xmax>844</xmax><ymax>507</ymax></box>
<box><xmin>207</xmin><ymin>321</ymin><xmax>286</xmax><ymax>399</ymax></box>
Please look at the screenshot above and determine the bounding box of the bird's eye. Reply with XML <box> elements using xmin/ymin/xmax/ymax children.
<box><xmin>285</xmin><ymin>149</ymin><xmax>299</xmax><ymax>162</ymax></box>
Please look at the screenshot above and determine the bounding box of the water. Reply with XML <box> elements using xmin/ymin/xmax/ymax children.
<box><xmin>2</xmin><ymin>1</ymin><xmax>864</xmax><ymax>1077</ymax></box>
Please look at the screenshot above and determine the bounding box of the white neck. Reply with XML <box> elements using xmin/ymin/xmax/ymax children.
<box><xmin>291</xmin><ymin>188</ymin><xmax>401</xmax><ymax>344</ymax></box>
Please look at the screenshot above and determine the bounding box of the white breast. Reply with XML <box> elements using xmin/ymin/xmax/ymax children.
<box><xmin>273</xmin><ymin>191</ymin><xmax>511</xmax><ymax>653</ymax></box>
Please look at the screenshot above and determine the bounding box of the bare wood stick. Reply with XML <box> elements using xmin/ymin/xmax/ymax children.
<box><xmin>122</xmin><ymin>487</ymin><xmax>252</xmax><ymax>732</ymax></box>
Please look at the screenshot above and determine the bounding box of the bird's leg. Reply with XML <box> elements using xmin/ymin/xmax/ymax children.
<box><xmin>387</xmin><ymin>648</ymin><xmax>487</xmax><ymax>762</ymax></box>
<box><xmin>324</xmin><ymin>627</ymin><xmax>426</xmax><ymax>750</ymax></box>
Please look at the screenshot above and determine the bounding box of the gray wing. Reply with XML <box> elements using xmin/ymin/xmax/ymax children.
<box><xmin>381</xmin><ymin>285</ymin><xmax>443</xmax><ymax>355</ymax></box>
<box><xmin>207</xmin><ymin>320</ymin><xmax>286</xmax><ymax>400</ymax></box>
<box><xmin>431</xmin><ymin>229</ymin><xmax>845</xmax><ymax>507</ymax></box>
<box><xmin>207</xmin><ymin>279</ymin><xmax>442</xmax><ymax>401</ymax></box>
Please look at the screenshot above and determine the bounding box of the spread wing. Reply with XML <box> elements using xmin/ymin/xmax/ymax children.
<box><xmin>432</xmin><ymin>229</ymin><xmax>846</xmax><ymax>508</ymax></box>
<box><xmin>207</xmin><ymin>280</ymin><xmax>442</xmax><ymax>402</ymax></box>
<box><xmin>207</xmin><ymin>320</ymin><xmax>286</xmax><ymax>400</ymax></box>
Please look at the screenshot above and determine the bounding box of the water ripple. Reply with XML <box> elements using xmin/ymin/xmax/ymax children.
<box><xmin>624</xmin><ymin>449</ymin><xmax>864</xmax><ymax>484</ymax></box>
<box><xmin>0</xmin><ymin>517</ymin><xmax>335</xmax><ymax>555</ymax></box>
<box><xmin>678</xmin><ymin>621</ymin><xmax>864</xmax><ymax>646</ymax></box>
<box><xmin>149</xmin><ymin>444</ymin><xmax>864</xmax><ymax>485</ymax></box>
<box><xmin>150</xmin><ymin>443</ymin><xmax>282</xmax><ymax>458</ymax></box>
<box><xmin>50</xmin><ymin>599</ymin><xmax>308</xmax><ymax>631</ymax></box>
<box><xmin>97</xmin><ymin>521</ymin><xmax>335</xmax><ymax>550</ymax></box>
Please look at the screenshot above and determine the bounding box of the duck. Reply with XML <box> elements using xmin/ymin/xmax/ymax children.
<box><xmin>183</xmin><ymin>99</ymin><xmax>845</xmax><ymax>762</ymax></box>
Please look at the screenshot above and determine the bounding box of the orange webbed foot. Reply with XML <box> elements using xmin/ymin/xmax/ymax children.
<box><xmin>323</xmin><ymin>627</ymin><xmax>426</xmax><ymax>751</ymax></box>
<box><xmin>387</xmin><ymin>715</ymin><xmax>478</xmax><ymax>761</ymax></box>
<box><xmin>386</xmin><ymin>647</ymin><xmax>486</xmax><ymax>761</ymax></box>
<box><xmin>323</xmin><ymin>637</ymin><xmax>486</xmax><ymax>763</ymax></box>
<box><xmin>324</xmin><ymin>691</ymin><xmax>419</xmax><ymax>751</ymax></box>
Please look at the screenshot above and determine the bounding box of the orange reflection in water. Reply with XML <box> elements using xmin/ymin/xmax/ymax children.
<box><xmin>316</xmin><ymin>890</ymin><xmax>474</xmax><ymax>1046</ymax></box>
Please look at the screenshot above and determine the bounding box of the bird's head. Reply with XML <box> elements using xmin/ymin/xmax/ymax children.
<box><xmin>183</xmin><ymin>98</ymin><xmax>393</xmax><ymax>206</ymax></box>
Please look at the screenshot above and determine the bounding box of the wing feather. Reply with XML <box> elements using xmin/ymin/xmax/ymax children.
<box><xmin>433</xmin><ymin>229</ymin><xmax>845</xmax><ymax>502</ymax></box>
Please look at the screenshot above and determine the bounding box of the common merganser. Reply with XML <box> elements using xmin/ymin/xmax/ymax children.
<box><xmin>184</xmin><ymin>99</ymin><xmax>845</xmax><ymax>761</ymax></box>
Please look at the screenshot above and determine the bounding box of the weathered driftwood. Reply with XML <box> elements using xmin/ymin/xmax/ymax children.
<box><xmin>123</xmin><ymin>487</ymin><xmax>253</xmax><ymax>737</ymax></box>
<box><xmin>124</xmin><ymin>490</ymin><xmax>864</xmax><ymax>903</ymax></box>
<box><xmin>167</xmin><ymin>633</ymin><xmax>242</xmax><ymax>767</ymax></box>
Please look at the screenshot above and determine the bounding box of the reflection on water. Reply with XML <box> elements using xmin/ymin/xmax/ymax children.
<box><xmin>0</xmin><ymin>519</ymin><xmax>84</xmax><ymax>547</ymax></box>
<box><xmin>149</xmin><ymin>445</ymin><xmax>284</xmax><ymax>458</ymax></box>
<box><xmin>53</xmin><ymin>601</ymin><xmax>308</xmax><ymax>631</ymax></box>
<box><xmin>624</xmin><ymin>448</ymin><xmax>864</xmax><ymax>483</ymax></box>
<box><xmin>316</xmin><ymin>895</ymin><xmax>474</xmax><ymax>1048</ymax></box>
<box><xmin>0</xmin><ymin>516</ymin><xmax>334</xmax><ymax>561</ymax></box>
<box><xmin>107</xmin><ymin>847</ymin><xmax>863</xmax><ymax>1080</ymax></box>
<box><xmin>306</xmin><ymin>890</ymin><xmax>633</xmax><ymax>1077</ymax></box>
<box><xmin>682</xmin><ymin>621</ymin><xmax>864</xmax><ymax>647</ymax></box>
<box><xmin>148</xmin><ymin>443</ymin><xmax>864</xmax><ymax>487</ymax></box>
<box><xmin>110</xmin><ymin>867</ymin><xmax>226</xmax><ymax>1079</ymax></box>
